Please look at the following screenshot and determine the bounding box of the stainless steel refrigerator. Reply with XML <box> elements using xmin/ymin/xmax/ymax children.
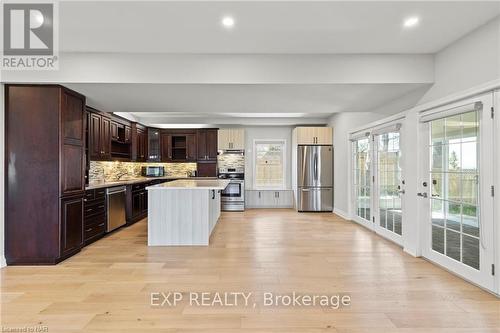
<box><xmin>297</xmin><ymin>145</ymin><xmax>333</xmax><ymax>212</ymax></box>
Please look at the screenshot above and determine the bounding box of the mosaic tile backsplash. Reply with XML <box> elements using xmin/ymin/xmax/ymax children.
<box><xmin>89</xmin><ymin>161</ymin><xmax>197</xmax><ymax>182</ymax></box>
<box><xmin>217</xmin><ymin>152</ymin><xmax>245</xmax><ymax>169</ymax></box>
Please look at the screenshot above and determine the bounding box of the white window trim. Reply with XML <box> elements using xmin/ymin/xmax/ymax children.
<box><xmin>252</xmin><ymin>139</ymin><xmax>287</xmax><ymax>191</ymax></box>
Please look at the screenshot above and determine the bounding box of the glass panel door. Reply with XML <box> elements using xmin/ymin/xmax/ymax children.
<box><xmin>375</xmin><ymin>131</ymin><xmax>403</xmax><ymax>242</ymax></box>
<box><xmin>420</xmin><ymin>96</ymin><xmax>494</xmax><ymax>292</ymax></box>
<box><xmin>352</xmin><ymin>138</ymin><xmax>371</xmax><ymax>223</ymax></box>
<box><xmin>429</xmin><ymin>111</ymin><xmax>480</xmax><ymax>269</ymax></box>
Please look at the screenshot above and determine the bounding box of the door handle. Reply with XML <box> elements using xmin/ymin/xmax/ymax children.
<box><xmin>398</xmin><ymin>190</ymin><xmax>406</xmax><ymax>194</ymax></box>
<box><xmin>417</xmin><ymin>192</ymin><xmax>428</xmax><ymax>198</ymax></box>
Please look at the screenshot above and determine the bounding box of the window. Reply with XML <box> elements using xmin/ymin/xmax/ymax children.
<box><xmin>254</xmin><ymin>140</ymin><xmax>286</xmax><ymax>189</ymax></box>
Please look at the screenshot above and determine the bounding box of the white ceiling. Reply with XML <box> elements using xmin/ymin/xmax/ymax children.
<box><xmin>66</xmin><ymin>83</ymin><xmax>430</xmax><ymax>125</ymax></box>
<box><xmin>17</xmin><ymin>1</ymin><xmax>499</xmax><ymax>126</ymax></box>
<box><xmin>60</xmin><ymin>1</ymin><xmax>500</xmax><ymax>54</ymax></box>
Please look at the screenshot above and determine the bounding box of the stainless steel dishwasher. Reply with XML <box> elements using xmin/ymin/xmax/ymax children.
<box><xmin>106</xmin><ymin>186</ymin><xmax>127</xmax><ymax>232</ymax></box>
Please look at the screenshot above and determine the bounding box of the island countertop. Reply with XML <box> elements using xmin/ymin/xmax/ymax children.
<box><xmin>146</xmin><ymin>179</ymin><xmax>230</xmax><ymax>190</ymax></box>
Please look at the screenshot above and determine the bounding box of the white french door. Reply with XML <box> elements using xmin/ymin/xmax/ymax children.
<box><xmin>419</xmin><ymin>94</ymin><xmax>495</xmax><ymax>291</ymax></box>
<box><xmin>351</xmin><ymin>124</ymin><xmax>405</xmax><ymax>245</ymax></box>
<box><xmin>352</xmin><ymin>136</ymin><xmax>372</xmax><ymax>229</ymax></box>
<box><xmin>373</xmin><ymin>129</ymin><xmax>404</xmax><ymax>245</ymax></box>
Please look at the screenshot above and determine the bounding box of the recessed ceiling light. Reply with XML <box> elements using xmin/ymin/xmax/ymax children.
<box><xmin>403</xmin><ymin>16</ymin><xmax>420</xmax><ymax>28</ymax></box>
<box><xmin>222</xmin><ymin>16</ymin><xmax>235</xmax><ymax>28</ymax></box>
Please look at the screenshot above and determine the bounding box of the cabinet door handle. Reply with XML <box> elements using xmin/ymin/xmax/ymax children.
<box><xmin>258</xmin><ymin>191</ymin><xmax>261</xmax><ymax>198</ymax></box>
<box><xmin>98</xmin><ymin>205</ymin><xmax>104</xmax><ymax>209</ymax></box>
<box><xmin>98</xmin><ymin>223</ymin><xmax>105</xmax><ymax>227</ymax></box>
<box><xmin>212</xmin><ymin>190</ymin><xmax>215</xmax><ymax>199</ymax></box>
<box><xmin>277</xmin><ymin>192</ymin><xmax>280</xmax><ymax>198</ymax></box>
<box><xmin>85</xmin><ymin>228</ymin><xmax>92</xmax><ymax>232</ymax></box>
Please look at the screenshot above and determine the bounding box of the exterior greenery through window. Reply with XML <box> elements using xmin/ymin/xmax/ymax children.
<box><xmin>254</xmin><ymin>140</ymin><xmax>285</xmax><ymax>189</ymax></box>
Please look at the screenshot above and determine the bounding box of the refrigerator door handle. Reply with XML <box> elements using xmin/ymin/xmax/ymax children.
<box><xmin>314</xmin><ymin>153</ymin><xmax>318</xmax><ymax>181</ymax></box>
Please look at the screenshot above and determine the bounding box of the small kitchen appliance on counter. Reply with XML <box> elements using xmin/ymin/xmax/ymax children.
<box><xmin>141</xmin><ymin>166</ymin><xmax>165</xmax><ymax>177</ymax></box>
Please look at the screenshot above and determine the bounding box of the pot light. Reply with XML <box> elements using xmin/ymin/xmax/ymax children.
<box><xmin>222</xmin><ymin>16</ymin><xmax>235</xmax><ymax>28</ymax></box>
<box><xmin>403</xmin><ymin>16</ymin><xmax>420</xmax><ymax>28</ymax></box>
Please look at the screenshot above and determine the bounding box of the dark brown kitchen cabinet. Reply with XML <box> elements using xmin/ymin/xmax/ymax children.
<box><xmin>132</xmin><ymin>123</ymin><xmax>148</xmax><ymax>162</ymax></box>
<box><xmin>101</xmin><ymin>117</ymin><xmax>111</xmax><ymax>158</ymax></box>
<box><xmin>160</xmin><ymin>132</ymin><xmax>172</xmax><ymax>161</ymax></box>
<box><xmin>111</xmin><ymin>121</ymin><xmax>119</xmax><ymax>141</ymax></box>
<box><xmin>161</xmin><ymin>130</ymin><xmax>197</xmax><ymax>162</ymax></box>
<box><xmin>5</xmin><ymin>84</ymin><xmax>86</xmax><ymax>265</ymax></box>
<box><xmin>186</xmin><ymin>134</ymin><xmax>197</xmax><ymax>162</ymax></box>
<box><xmin>125</xmin><ymin>126</ymin><xmax>132</xmax><ymax>143</ymax></box>
<box><xmin>89</xmin><ymin>113</ymin><xmax>102</xmax><ymax>159</ymax></box>
<box><xmin>88</xmin><ymin>111</ymin><xmax>111</xmax><ymax>160</ymax></box>
<box><xmin>197</xmin><ymin>129</ymin><xmax>218</xmax><ymax>161</ymax></box>
<box><xmin>148</xmin><ymin>128</ymin><xmax>161</xmax><ymax>161</ymax></box>
<box><xmin>61</xmin><ymin>195</ymin><xmax>84</xmax><ymax>256</ymax></box>
<box><xmin>83</xmin><ymin>188</ymin><xmax>106</xmax><ymax>245</ymax></box>
<box><xmin>197</xmin><ymin>162</ymin><xmax>217</xmax><ymax>177</ymax></box>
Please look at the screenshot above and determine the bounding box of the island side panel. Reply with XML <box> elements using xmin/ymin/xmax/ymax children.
<box><xmin>148</xmin><ymin>189</ymin><xmax>210</xmax><ymax>246</ymax></box>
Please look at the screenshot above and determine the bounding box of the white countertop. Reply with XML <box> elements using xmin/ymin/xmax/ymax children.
<box><xmin>86</xmin><ymin>176</ymin><xmax>217</xmax><ymax>190</ymax></box>
<box><xmin>147</xmin><ymin>179</ymin><xmax>230</xmax><ymax>190</ymax></box>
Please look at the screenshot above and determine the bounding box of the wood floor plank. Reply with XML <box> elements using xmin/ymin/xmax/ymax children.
<box><xmin>0</xmin><ymin>209</ymin><xmax>498</xmax><ymax>332</ymax></box>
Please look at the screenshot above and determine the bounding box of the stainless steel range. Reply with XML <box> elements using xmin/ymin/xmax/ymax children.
<box><xmin>218</xmin><ymin>167</ymin><xmax>245</xmax><ymax>211</ymax></box>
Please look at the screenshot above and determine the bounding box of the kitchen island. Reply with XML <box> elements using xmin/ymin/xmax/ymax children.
<box><xmin>146</xmin><ymin>179</ymin><xmax>230</xmax><ymax>246</ymax></box>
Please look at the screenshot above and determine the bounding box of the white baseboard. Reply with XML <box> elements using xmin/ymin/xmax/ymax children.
<box><xmin>0</xmin><ymin>256</ymin><xmax>6</xmax><ymax>268</ymax></box>
<box><xmin>333</xmin><ymin>208</ymin><xmax>350</xmax><ymax>221</ymax></box>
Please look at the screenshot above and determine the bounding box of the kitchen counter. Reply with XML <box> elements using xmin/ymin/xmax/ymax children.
<box><xmin>146</xmin><ymin>179</ymin><xmax>230</xmax><ymax>190</ymax></box>
<box><xmin>85</xmin><ymin>176</ymin><xmax>217</xmax><ymax>190</ymax></box>
<box><xmin>147</xmin><ymin>179</ymin><xmax>228</xmax><ymax>246</ymax></box>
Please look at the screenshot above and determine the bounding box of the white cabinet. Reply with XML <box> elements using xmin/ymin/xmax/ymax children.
<box><xmin>294</xmin><ymin>127</ymin><xmax>332</xmax><ymax>145</ymax></box>
<box><xmin>209</xmin><ymin>189</ymin><xmax>221</xmax><ymax>234</ymax></box>
<box><xmin>218</xmin><ymin>129</ymin><xmax>245</xmax><ymax>150</ymax></box>
<box><xmin>245</xmin><ymin>190</ymin><xmax>293</xmax><ymax>208</ymax></box>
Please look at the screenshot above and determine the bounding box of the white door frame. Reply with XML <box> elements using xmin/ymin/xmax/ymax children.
<box><xmin>418</xmin><ymin>93</ymin><xmax>496</xmax><ymax>293</ymax></box>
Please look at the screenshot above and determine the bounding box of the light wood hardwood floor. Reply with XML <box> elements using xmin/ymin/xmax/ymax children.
<box><xmin>1</xmin><ymin>209</ymin><xmax>499</xmax><ymax>332</ymax></box>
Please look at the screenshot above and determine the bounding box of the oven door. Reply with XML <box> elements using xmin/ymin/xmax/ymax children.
<box><xmin>221</xmin><ymin>181</ymin><xmax>244</xmax><ymax>201</ymax></box>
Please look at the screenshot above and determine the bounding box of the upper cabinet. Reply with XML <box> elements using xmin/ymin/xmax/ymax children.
<box><xmin>88</xmin><ymin>111</ymin><xmax>111</xmax><ymax>160</ymax></box>
<box><xmin>295</xmin><ymin>127</ymin><xmax>333</xmax><ymax>145</ymax></box>
<box><xmin>87</xmin><ymin>110</ymin><xmax>131</xmax><ymax>161</ymax></box>
<box><xmin>197</xmin><ymin>129</ymin><xmax>218</xmax><ymax>161</ymax></box>
<box><xmin>147</xmin><ymin>128</ymin><xmax>161</xmax><ymax>162</ymax></box>
<box><xmin>160</xmin><ymin>130</ymin><xmax>197</xmax><ymax>162</ymax></box>
<box><xmin>133</xmin><ymin>124</ymin><xmax>148</xmax><ymax>162</ymax></box>
<box><xmin>218</xmin><ymin>128</ymin><xmax>245</xmax><ymax>150</ymax></box>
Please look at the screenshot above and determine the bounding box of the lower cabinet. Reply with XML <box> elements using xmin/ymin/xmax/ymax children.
<box><xmin>245</xmin><ymin>190</ymin><xmax>293</xmax><ymax>208</ymax></box>
<box><xmin>83</xmin><ymin>188</ymin><xmax>107</xmax><ymax>245</ymax></box>
<box><xmin>61</xmin><ymin>195</ymin><xmax>84</xmax><ymax>256</ymax></box>
<box><xmin>127</xmin><ymin>179</ymin><xmax>168</xmax><ymax>224</ymax></box>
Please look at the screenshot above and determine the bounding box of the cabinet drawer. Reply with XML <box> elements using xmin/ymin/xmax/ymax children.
<box><xmin>84</xmin><ymin>190</ymin><xmax>95</xmax><ymax>202</ymax></box>
<box><xmin>95</xmin><ymin>188</ymin><xmax>106</xmax><ymax>198</ymax></box>
<box><xmin>85</xmin><ymin>212</ymin><xmax>106</xmax><ymax>228</ymax></box>
<box><xmin>132</xmin><ymin>183</ymin><xmax>145</xmax><ymax>192</ymax></box>
<box><xmin>84</xmin><ymin>201</ymin><xmax>106</xmax><ymax>217</ymax></box>
<box><xmin>84</xmin><ymin>222</ymin><xmax>106</xmax><ymax>240</ymax></box>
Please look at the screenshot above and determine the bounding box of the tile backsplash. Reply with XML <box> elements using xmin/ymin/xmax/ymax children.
<box><xmin>89</xmin><ymin>161</ymin><xmax>197</xmax><ymax>182</ymax></box>
<box><xmin>217</xmin><ymin>152</ymin><xmax>245</xmax><ymax>169</ymax></box>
